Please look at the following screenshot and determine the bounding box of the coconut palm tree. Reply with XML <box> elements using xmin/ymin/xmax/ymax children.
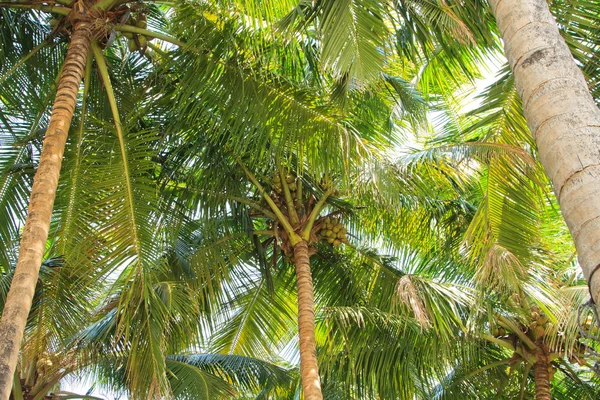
<box><xmin>425</xmin><ymin>273</ymin><xmax>600</xmax><ymax>400</ymax></box>
<box><xmin>0</xmin><ymin>3</ymin><xmax>191</xmax><ymax>395</ymax></box>
<box><xmin>396</xmin><ymin>68</ymin><xmax>600</xmax><ymax>397</ymax></box>
<box><xmin>151</xmin><ymin>116</ymin><xmax>485</xmax><ymax>396</ymax></box>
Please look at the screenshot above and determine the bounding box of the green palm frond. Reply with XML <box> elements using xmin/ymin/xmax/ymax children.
<box><xmin>320</xmin><ymin>305</ymin><xmax>454</xmax><ymax>399</ymax></box>
<box><xmin>168</xmin><ymin>353</ymin><xmax>292</xmax><ymax>396</ymax></box>
<box><xmin>210</xmin><ymin>274</ymin><xmax>297</xmax><ymax>358</ymax></box>
<box><xmin>318</xmin><ymin>0</ymin><xmax>389</xmax><ymax>83</ymax></box>
<box><xmin>165</xmin><ymin>359</ymin><xmax>235</xmax><ymax>399</ymax></box>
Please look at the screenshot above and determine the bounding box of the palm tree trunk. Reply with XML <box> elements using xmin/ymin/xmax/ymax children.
<box><xmin>0</xmin><ymin>20</ymin><xmax>92</xmax><ymax>400</ymax></box>
<box><xmin>533</xmin><ymin>344</ymin><xmax>552</xmax><ymax>400</ymax></box>
<box><xmin>292</xmin><ymin>240</ymin><xmax>323</xmax><ymax>400</ymax></box>
<box><xmin>488</xmin><ymin>0</ymin><xmax>600</xmax><ymax>305</ymax></box>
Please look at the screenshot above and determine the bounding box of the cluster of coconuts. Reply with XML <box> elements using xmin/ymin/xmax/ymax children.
<box><xmin>270</xmin><ymin>172</ymin><xmax>349</xmax><ymax>248</ymax></box>
<box><xmin>491</xmin><ymin>306</ymin><xmax>551</xmax><ymax>340</ymax></box>
<box><xmin>527</xmin><ymin>306</ymin><xmax>551</xmax><ymax>340</ymax></box>
<box><xmin>316</xmin><ymin>217</ymin><xmax>348</xmax><ymax>247</ymax></box>
<box><xmin>581</xmin><ymin>314</ymin><xmax>598</xmax><ymax>336</ymax></box>
<box><xmin>491</xmin><ymin>325</ymin><xmax>507</xmax><ymax>337</ymax></box>
<box><xmin>272</xmin><ymin>172</ymin><xmax>306</xmax><ymax>209</ymax></box>
<box><xmin>122</xmin><ymin>15</ymin><xmax>151</xmax><ymax>52</ymax></box>
<box><xmin>36</xmin><ymin>353</ymin><xmax>53</xmax><ymax>373</ymax></box>
<box><xmin>273</xmin><ymin>173</ymin><xmax>297</xmax><ymax>194</ymax></box>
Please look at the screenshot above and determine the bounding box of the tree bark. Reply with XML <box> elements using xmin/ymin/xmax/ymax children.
<box><xmin>0</xmin><ymin>20</ymin><xmax>92</xmax><ymax>400</ymax></box>
<box><xmin>488</xmin><ymin>0</ymin><xmax>600</xmax><ymax>304</ymax></box>
<box><xmin>533</xmin><ymin>344</ymin><xmax>552</xmax><ymax>400</ymax></box>
<box><xmin>292</xmin><ymin>240</ymin><xmax>323</xmax><ymax>400</ymax></box>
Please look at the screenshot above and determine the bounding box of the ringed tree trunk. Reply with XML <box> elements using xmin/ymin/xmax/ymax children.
<box><xmin>533</xmin><ymin>344</ymin><xmax>552</xmax><ymax>400</ymax></box>
<box><xmin>237</xmin><ymin>161</ymin><xmax>326</xmax><ymax>399</ymax></box>
<box><xmin>292</xmin><ymin>240</ymin><xmax>323</xmax><ymax>400</ymax></box>
<box><xmin>0</xmin><ymin>20</ymin><xmax>93</xmax><ymax>399</ymax></box>
<box><xmin>488</xmin><ymin>0</ymin><xmax>600</xmax><ymax>304</ymax></box>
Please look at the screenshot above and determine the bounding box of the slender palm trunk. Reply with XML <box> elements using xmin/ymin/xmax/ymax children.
<box><xmin>489</xmin><ymin>0</ymin><xmax>600</xmax><ymax>304</ymax></box>
<box><xmin>0</xmin><ymin>20</ymin><xmax>92</xmax><ymax>399</ymax></box>
<box><xmin>292</xmin><ymin>240</ymin><xmax>323</xmax><ymax>400</ymax></box>
<box><xmin>533</xmin><ymin>344</ymin><xmax>552</xmax><ymax>400</ymax></box>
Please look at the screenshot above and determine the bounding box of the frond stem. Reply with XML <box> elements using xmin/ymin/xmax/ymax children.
<box><xmin>296</xmin><ymin>177</ymin><xmax>303</xmax><ymax>206</ymax></box>
<box><xmin>147</xmin><ymin>42</ymin><xmax>168</xmax><ymax>58</ymax></box>
<box><xmin>278</xmin><ymin>164</ymin><xmax>299</xmax><ymax>225</ymax></box>
<box><xmin>91</xmin><ymin>42</ymin><xmax>142</xmax><ymax>257</ymax></box>
<box><xmin>229</xmin><ymin>196</ymin><xmax>276</xmax><ymax>220</ymax></box>
<box><xmin>480</xmin><ymin>334</ymin><xmax>516</xmax><ymax>351</ymax></box>
<box><xmin>12</xmin><ymin>370</ymin><xmax>23</xmax><ymax>400</ymax></box>
<box><xmin>30</xmin><ymin>368</ymin><xmax>73</xmax><ymax>400</ymax></box>
<box><xmin>462</xmin><ymin>357</ymin><xmax>512</xmax><ymax>380</ymax></box>
<box><xmin>253</xmin><ymin>230</ymin><xmax>274</xmax><ymax>236</ymax></box>
<box><xmin>496</xmin><ymin>315</ymin><xmax>537</xmax><ymax>350</ymax></box>
<box><xmin>302</xmin><ymin>188</ymin><xmax>334</xmax><ymax>241</ymax></box>
<box><xmin>228</xmin><ymin>279</ymin><xmax>264</xmax><ymax>354</ymax></box>
<box><xmin>519</xmin><ymin>362</ymin><xmax>532</xmax><ymax>400</ymax></box>
<box><xmin>116</xmin><ymin>25</ymin><xmax>186</xmax><ymax>48</ymax></box>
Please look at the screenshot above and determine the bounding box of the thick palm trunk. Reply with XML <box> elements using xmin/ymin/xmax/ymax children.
<box><xmin>533</xmin><ymin>345</ymin><xmax>552</xmax><ymax>400</ymax></box>
<box><xmin>292</xmin><ymin>240</ymin><xmax>323</xmax><ymax>400</ymax></box>
<box><xmin>0</xmin><ymin>20</ymin><xmax>92</xmax><ymax>399</ymax></box>
<box><xmin>489</xmin><ymin>0</ymin><xmax>600</xmax><ymax>304</ymax></box>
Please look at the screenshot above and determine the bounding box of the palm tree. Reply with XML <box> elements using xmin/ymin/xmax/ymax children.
<box><xmin>487</xmin><ymin>0</ymin><xmax>600</xmax><ymax>306</ymax></box>
<box><xmin>0</xmin><ymin>2</ymin><xmax>189</xmax><ymax>395</ymax></box>
<box><xmin>427</xmin><ymin>275</ymin><xmax>600</xmax><ymax>400</ymax></box>
<box><xmin>162</xmin><ymin>159</ymin><xmax>368</xmax><ymax>399</ymax></box>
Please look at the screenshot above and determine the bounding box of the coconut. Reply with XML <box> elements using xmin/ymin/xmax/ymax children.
<box><xmin>534</xmin><ymin>325</ymin><xmax>545</xmax><ymax>339</ymax></box>
<box><xmin>128</xmin><ymin>39</ymin><xmax>138</xmax><ymax>52</ymax></box>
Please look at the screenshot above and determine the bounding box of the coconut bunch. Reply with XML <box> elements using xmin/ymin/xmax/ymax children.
<box><xmin>266</xmin><ymin>170</ymin><xmax>349</xmax><ymax>248</ymax></box>
<box><xmin>271</xmin><ymin>172</ymin><xmax>304</xmax><ymax>210</ymax></box>
<box><xmin>490</xmin><ymin>306</ymin><xmax>552</xmax><ymax>341</ymax></box>
<box><xmin>272</xmin><ymin>173</ymin><xmax>297</xmax><ymax>194</ymax></box>
<box><xmin>527</xmin><ymin>306</ymin><xmax>552</xmax><ymax>340</ymax></box>
<box><xmin>316</xmin><ymin>217</ymin><xmax>348</xmax><ymax>247</ymax></box>
<box><xmin>491</xmin><ymin>326</ymin><xmax>507</xmax><ymax>337</ymax></box>
<box><xmin>122</xmin><ymin>15</ymin><xmax>152</xmax><ymax>52</ymax></box>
